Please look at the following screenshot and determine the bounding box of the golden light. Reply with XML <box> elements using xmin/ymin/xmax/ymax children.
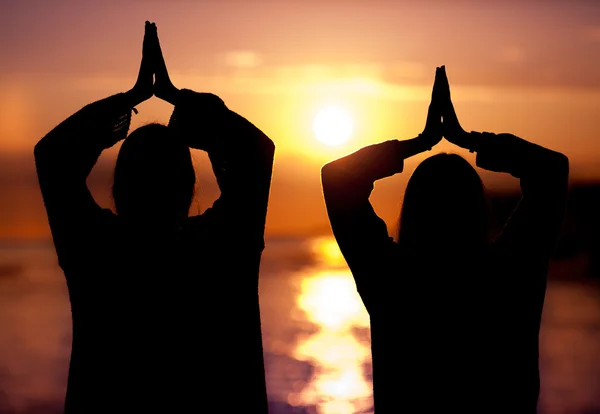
<box><xmin>291</xmin><ymin>270</ymin><xmax>372</xmax><ymax>414</ymax></box>
<box><xmin>297</xmin><ymin>272</ymin><xmax>368</xmax><ymax>332</ymax></box>
<box><xmin>311</xmin><ymin>237</ymin><xmax>346</xmax><ymax>268</ymax></box>
<box><xmin>313</xmin><ymin>105</ymin><xmax>353</xmax><ymax>146</ymax></box>
<box><xmin>0</xmin><ymin>82</ymin><xmax>33</xmax><ymax>152</ymax></box>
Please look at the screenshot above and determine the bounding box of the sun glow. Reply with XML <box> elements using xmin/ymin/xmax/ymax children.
<box><xmin>311</xmin><ymin>236</ymin><xmax>347</xmax><ymax>267</ymax></box>
<box><xmin>313</xmin><ymin>105</ymin><xmax>353</xmax><ymax>146</ymax></box>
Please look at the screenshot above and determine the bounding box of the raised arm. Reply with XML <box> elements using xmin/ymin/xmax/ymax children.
<box><xmin>440</xmin><ymin>65</ymin><xmax>568</xmax><ymax>271</ymax></box>
<box><xmin>322</xmin><ymin>67</ymin><xmax>444</xmax><ymax>311</ymax></box>
<box><xmin>169</xmin><ymin>90</ymin><xmax>275</xmax><ymax>253</ymax></box>
<box><xmin>475</xmin><ymin>132</ymin><xmax>569</xmax><ymax>301</ymax></box>
<box><xmin>148</xmin><ymin>23</ymin><xmax>274</xmax><ymax>253</ymax></box>
<box><xmin>34</xmin><ymin>22</ymin><xmax>153</xmax><ymax>267</ymax></box>
<box><xmin>440</xmin><ymin>66</ymin><xmax>569</xmax><ymax>329</ymax></box>
<box><xmin>477</xmin><ymin>132</ymin><xmax>568</xmax><ymax>252</ymax></box>
<box><xmin>34</xmin><ymin>93</ymin><xmax>133</xmax><ymax>265</ymax></box>
<box><xmin>322</xmin><ymin>139</ymin><xmax>429</xmax><ymax>310</ymax></box>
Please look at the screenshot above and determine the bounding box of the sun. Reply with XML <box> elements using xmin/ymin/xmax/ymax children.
<box><xmin>313</xmin><ymin>105</ymin><xmax>353</xmax><ymax>146</ymax></box>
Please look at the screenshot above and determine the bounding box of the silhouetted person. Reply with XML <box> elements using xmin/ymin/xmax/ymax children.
<box><xmin>34</xmin><ymin>22</ymin><xmax>274</xmax><ymax>413</ymax></box>
<box><xmin>321</xmin><ymin>66</ymin><xmax>569</xmax><ymax>413</ymax></box>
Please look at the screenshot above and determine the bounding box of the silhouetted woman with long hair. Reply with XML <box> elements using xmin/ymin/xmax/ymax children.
<box><xmin>34</xmin><ymin>22</ymin><xmax>274</xmax><ymax>413</ymax></box>
<box><xmin>321</xmin><ymin>66</ymin><xmax>569</xmax><ymax>413</ymax></box>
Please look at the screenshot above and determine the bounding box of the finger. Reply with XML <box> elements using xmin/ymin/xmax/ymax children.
<box><xmin>142</xmin><ymin>23</ymin><xmax>150</xmax><ymax>54</ymax></box>
<box><xmin>142</xmin><ymin>22</ymin><xmax>156</xmax><ymax>58</ymax></box>
<box><xmin>443</xmin><ymin>75</ymin><xmax>459</xmax><ymax>121</ymax></box>
<box><xmin>426</xmin><ymin>67</ymin><xmax>439</xmax><ymax>109</ymax></box>
<box><xmin>139</xmin><ymin>23</ymin><xmax>153</xmax><ymax>78</ymax></box>
<box><xmin>432</xmin><ymin>67</ymin><xmax>445</xmax><ymax>104</ymax></box>
<box><xmin>445</xmin><ymin>99</ymin><xmax>459</xmax><ymax>123</ymax></box>
<box><xmin>426</xmin><ymin>68</ymin><xmax>442</xmax><ymax>122</ymax></box>
<box><xmin>153</xmin><ymin>27</ymin><xmax>170</xmax><ymax>80</ymax></box>
<box><xmin>431</xmin><ymin>67</ymin><xmax>439</xmax><ymax>98</ymax></box>
<box><xmin>438</xmin><ymin>66</ymin><xmax>451</xmax><ymax>100</ymax></box>
<box><xmin>425</xmin><ymin>99</ymin><xmax>441</xmax><ymax>131</ymax></box>
<box><xmin>438</xmin><ymin>69</ymin><xmax>451</xmax><ymax>110</ymax></box>
<box><xmin>143</xmin><ymin>21</ymin><xmax>156</xmax><ymax>45</ymax></box>
<box><xmin>133</xmin><ymin>28</ymin><xmax>148</xmax><ymax>86</ymax></box>
<box><xmin>145</xmin><ymin>22</ymin><xmax>158</xmax><ymax>49</ymax></box>
<box><xmin>139</xmin><ymin>50</ymin><xmax>152</xmax><ymax>81</ymax></box>
<box><xmin>426</xmin><ymin>101</ymin><xmax>441</xmax><ymax>128</ymax></box>
<box><xmin>443</xmin><ymin>96</ymin><xmax>463</xmax><ymax>136</ymax></box>
<box><xmin>437</xmin><ymin>67</ymin><xmax>461</xmax><ymax>128</ymax></box>
<box><xmin>432</xmin><ymin>67</ymin><xmax>442</xmax><ymax>107</ymax></box>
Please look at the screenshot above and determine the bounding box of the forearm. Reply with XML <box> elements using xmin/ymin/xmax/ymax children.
<box><xmin>473</xmin><ymin>132</ymin><xmax>568</xmax><ymax>182</ymax></box>
<box><xmin>322</xmin><ymin>137</ymin><xmax>424</xmax><ymax>190</ymax></box>
<box><xmin>168</xmin><ymin>89</ymin><xmax>227</xmax><ymax>151</ymax></box>
<box><xmin>488</xmin><ymin>134</ymin><xmax>569</xmax><ymax>316</ymax></box>
<box><xmin>321</xmin><ymin>137</ymin><xmax>422</xmax><ymax>225</ymax></box>
<box><xmin>34</xmin><ymin>93</ymin><xmax>132</xmax><ymax>180</ymax></box>
<box><xmin>170</xmin><ymin>89</ymin><xmax>274</xmax><ymax>154</ymax></box>
<box><xmin>322</xmin><ymin>142</ymin><xmax>401</xmax><ymax>309</ymax></box>
<box><xmin>34</xmin><ymin>94</ymin><xmax>131</xmax><ymax>238</ymax></box>
<box><xmin>480</xmin><ymin>132</ymin><xmax>569</xmax><ymax>258</ymax></box>
<box><xmin>169</xmin><ymin>89</ymin><xmax>275</xmax><ymax>196</ymax></box>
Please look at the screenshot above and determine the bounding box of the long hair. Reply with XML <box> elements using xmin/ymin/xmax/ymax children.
<box><xmin>112</xmin><ymin>123</ymin><xmax>196</xmax><ymax>225</ymax></box>
<box><xmin>397</xmin><ymin>153</ymin><xmax>489</xmax><ymax>261</ymax></box>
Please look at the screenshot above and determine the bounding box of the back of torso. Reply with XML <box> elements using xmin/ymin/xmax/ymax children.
<box><xmin>369</xmin><ymin>251</ymin><xmax>536</xmax><ymax>413</ymax></box>
<box><xmin>64</xmin><ymin>215</ymin><xmax>266</xmax><ymax>413</ymax></box>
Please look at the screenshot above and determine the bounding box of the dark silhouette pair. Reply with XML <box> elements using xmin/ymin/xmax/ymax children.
<box><xmin>35</xmin><ymin>22</ymin><xmax>568</xmax><ymax>414</ymax></box>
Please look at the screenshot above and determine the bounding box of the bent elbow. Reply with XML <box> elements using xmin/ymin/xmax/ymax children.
<box><xmin>540</xmin><ymin>151</ymin><xmax>569</xmax><ymax>198</ymax></box>
<box><xmin>558</xmin><ymin>152</ymin><xmax>569</xmax><ymax>176</ymax></box>
<box><xmin>321</xmin><ymin>161</ymin><xmax>342</xmax><ymax>192</ymax></box>
<box><xmin>550</xmin><ymin>152</ymin><xmax>569</xmax><ymax>182</ymax></box>
<box><xmin>33</xmin><ymin>139</ymin><xmax>53</xmax><ymax>180</ymax></box>
<box><xmin>33</xmin><ymin>139</ymin><xmax>48</xmax><ymax>163</ymax></box>
<box><xmin>321</xmin><ymin>162</ymin><xmax>334</xmax><ymax>184</ymax></box>
<box><xmin>256</xmin><ymin>133</ymin><xmax>275</xmax><ymax>162</ymax></box>
<box><xmin>321</xmin><ymin>158</ymin><xmax>346</xmax><ymax>177</ymax></box>
<box><xmin>264</xmin><ymin>135</ymin><xmax>275</xmax><ymax>154</ymax></box>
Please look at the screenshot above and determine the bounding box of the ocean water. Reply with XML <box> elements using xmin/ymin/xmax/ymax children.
<box><xmin>0</xmin><ymin>237</ymin><xmax>599</xmax><ymax>414</ymax></box>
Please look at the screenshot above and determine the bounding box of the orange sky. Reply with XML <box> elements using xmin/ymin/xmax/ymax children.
<box><xmin>1</xmin><ymin>0</ymin><xmax>599</xmax><ymax>239</ymax></box>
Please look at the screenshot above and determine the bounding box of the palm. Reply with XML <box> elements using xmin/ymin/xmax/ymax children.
<box><xmin>438</xmin><ymin>66</ymin><xmax>472</xmax><ymax>149</ymax></box>
<box><xmin>146</xmin><ymin>23</ymin><xmax>179</xmax><ymax>105</ymax></box>
<box><xmin>126</xmin><ymin>21</ymin><xmax>154</xmax><ymax>107</ymax></box>
<box><xmin>420</xmin><ymin>66</ymin><xmax>443</xmax><ymax>149</ymax></box>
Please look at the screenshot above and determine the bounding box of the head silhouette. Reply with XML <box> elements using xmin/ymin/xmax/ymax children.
<box><xmin>113</xmin><ymin>123</ymin><xmax>195</xmax><ymax>226</ymax></box>
<box><xmin>398</xmin><ymin>153</ymin><xmax>488</xmax><ymax>258</ymax></box>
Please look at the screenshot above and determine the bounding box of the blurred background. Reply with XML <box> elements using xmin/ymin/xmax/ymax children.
<box><xmin>1</xmin><ymin>1</ymin><xmax>599</xmax><ymax>413</ymax></box>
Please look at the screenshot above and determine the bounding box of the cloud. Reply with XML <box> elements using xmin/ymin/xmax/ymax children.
<box><xmin>221</xmin><ymin>51</ymin><xmax>262</xmax><ymax>68</ymax></box>
<box><xmin>266</xmin><ymin>61</ymin><xmax>427</xmax><ymax>83</ymax></box>
<box><xmin>56</xmin><ymin>57</ymin><xmax>600</xmax><ymax>106</ymax></box>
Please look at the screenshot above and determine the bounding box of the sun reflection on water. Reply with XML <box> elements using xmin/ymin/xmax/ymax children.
<box><xmin>310</xmin><ymin>237</ymin><xmax>347</xmax><ymax>268</ymax></box>
<box><xmin>289</xmin><ymin>238</ymin><xmax>373</xmax><ymax>414</ymax></box>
